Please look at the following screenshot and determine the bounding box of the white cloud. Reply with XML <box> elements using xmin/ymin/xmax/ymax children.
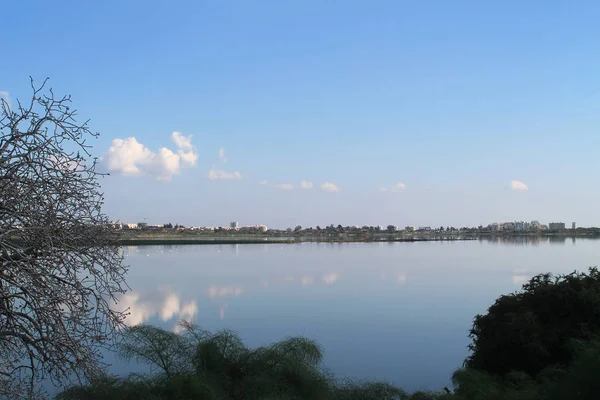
<box><xmin>320</xmin><ymin>182</ymin><xmax>341</xmax><ymax>192</ymax></box>
<box><xmin>275</xmin><ymin>183</ymin><xmax>295</xmax><ymax>190</ymax></box>
<box><xmin>208</xmin><ymin>169</ymin><xmax>243</xmax><ymax>180</ymax></box>
<box><xmin>0</xmin><ymin>91</ymin><xmax>11</xmax><ymax>109</ymax></box>
<box><xmin>271</xmin><ymin>180</ymin><xmax>312</xmax><ymax>190</ymax></box>
<box><xmin>103</xmin><ymin>132</ymin><xmax>198</xmax><ymax>180</ymax></box>
<box><xmin>171</xmin><ymin>131</ymin><xmax>192</xmax><ymax>151</ymax></box>
<box><xmin>104</xmin><ymin>137</ymin><xmax>157</xmax><ymax>176</ymax></box>
<box><xmin>172</xmin><ymin>132</ymin><xmax>198</xmax><ymax>167</ymax></box>
<box><xmin>511</xmin><ymin>180</ymin><xmax>528</xmax><ymax>191</ymax></box>
<box><xmin>259</xmin><ymin>180</ymin><xmax>269</xmax><ymax>185</ymax></box>
<box><xmin>218</xmin><ymin>148</ymin><xmax>227</xmax><ymax>163</ymax></box>
<box><xmin>146</xmin><ymin>147</ymin><xmax>181</xmax><ymax>180</ymax></box>
<box><xmin>179</xmin><ymin>150</ymin><xmax>197</xmax><ymax>167</ymax></box>
<box><xmin>299</xmin><ymin>180</ymin><xmax>313</xmax><ymax>189</ymax></box>
<box><xmin>392</xmin><ymin>183</ymin><xmax>406</xmax><ymax>192</ymax></box>
<box><xmin>381</xmin><ymin>182</ymin><xmax>406</xmax><ymax>193</ymax></box>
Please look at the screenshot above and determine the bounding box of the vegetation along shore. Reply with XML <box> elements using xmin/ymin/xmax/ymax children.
<box><xmin>58</xmin><ymin>268</ymin><xmax>600</xmax><ymax>400</ymax></box>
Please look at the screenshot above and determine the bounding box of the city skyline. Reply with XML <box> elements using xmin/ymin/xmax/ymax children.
<box><xmin>3</xmin><ymin>1</ymin><xmax>600</xmax><ymax>227</ymax></box>
<box><xmin>114</xmin><ymin>219</ymin><xmax>586</xmax><ymax>231</ymax></box>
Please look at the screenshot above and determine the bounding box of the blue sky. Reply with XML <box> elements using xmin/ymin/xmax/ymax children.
<box><xmin>3</xmin><ymin>0</ymin><xmax>600</xmax><ymax>228</ymax></box>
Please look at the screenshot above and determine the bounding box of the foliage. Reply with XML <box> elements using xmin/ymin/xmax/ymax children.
<box><xmin>119</xmin><ymin>325</ymin><xmax>194</xmax><ymax>378</ymax></box>
<box><xmin>450</xmin><ymin>337</ymin><xmax>600</xmax><ymax>400</ymax></box>
<box><xmin>542</xmin><ymin>337</ymin><xmax>600</xmax><ymax>400</ymax></box>
<box><xmin>0</xmin><ymin>79</ymin><xmax>128</xmax><ymax>399</ymax></box>
<box><xmin>465</xmin><ymin>267</ymin><xmax>600</xmax><ymax>378</ymax></box>
<box><xmin>332</xmin><ymin>381</ymin><xmax>407</xmax><ymax>399</ymax></box>
<box><xmin>58</xmin><ymin>323</ymin><xmax>420</xmax><ymax>400</ymax></box>
<box><xmin>59</xmin><ymin>324</ymin><xmax>600</xmax><ymax>399</ymax></box>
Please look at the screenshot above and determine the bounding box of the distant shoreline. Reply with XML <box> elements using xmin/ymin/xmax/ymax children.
<box><xmin>118</xmin><ymin>237</ymin><xmax>477</xmax><ymax>246</ymax></box>
<box><xmin>117</xmin><ymin>230</ymin><xmax>600</xmax><ymax>246</ymax></box>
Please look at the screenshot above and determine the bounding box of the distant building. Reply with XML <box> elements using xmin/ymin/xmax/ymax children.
<box><xmin>137</xmin><ymin>222</ymin><xmax>148</xmax><ymax>229</ymax></box>
<box><xmin>503</xmin><ymin>222</ymin><xmax>515</xmax><ymax>231</ymax></box>
<box><xmin>572</xmin><ymin>222</ymin><xmax>576</xmax><ymax>230</ymax></box>
<box><xmin>488</xmin><ymin>222</ymin><xmax>499</xmax><ymax>231</ymax></box>
<box><xmin>405</xmin><ymin>226</ymin><xmax>416</xmax><ymax>232</ymax></box>
<box><xmin>230</xmin><ymin>221</ymin><xmax>239</xmax><ymax>229</ymax></box>
<box><xmin>549</xmin><ymin>222</ymin><xmax>566</xmax><ymax>230</ymax></box>
<box><xmin>239</xmin><ymin>224</ymin><xmax>268</xmax><ymax>233</ymax></box>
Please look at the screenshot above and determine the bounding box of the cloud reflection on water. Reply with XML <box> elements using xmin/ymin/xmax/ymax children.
<box><xmin>208</xmin><ymin>286</ymin><xmax>243</xmax><ymax>298</ymax></box>
<box><xmin>117</xmin><ymin>286</ymin><xmax>198</xmax><ymax>326</ymax></box>
<box><xmin>512</xmin><ymin>275</ymin><xmax>530</xmax><ymax>285</ymax></box>
<box><xmin>322</xmin><ymin>273</ymin><xmax>340</xmax><ymax>285</ymax></box>
<box><xmin>397</xmin><ymin>273</ymin><xmax>407</xmax><ymax>284</ymax></box>
<box><xmin>301</xmin><ymin>276</ymin><xmax>314</xmax><ymax>286</ymax></box>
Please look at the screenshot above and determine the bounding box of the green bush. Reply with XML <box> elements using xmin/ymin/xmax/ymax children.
<box><xmin>57</xmin><ymin>323</ymin><xmax>407</xmax><ymax>400</ymax></box>
<box><xmin>465</xmin><ymin>267</ymin><xmax>600</xmax><ymax>378</ymax></box>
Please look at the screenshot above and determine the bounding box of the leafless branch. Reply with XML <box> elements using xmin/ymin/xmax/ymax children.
<box><xmin>0</xmin><ymin>78</ymin><xmax>129</xmax><ymax>399</ymax></box>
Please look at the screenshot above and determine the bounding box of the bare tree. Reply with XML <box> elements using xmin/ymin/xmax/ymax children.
<box><xmin>0</xmin><ymin>79</ymin><xmax>128</xmax><ymax>398</ymax></box>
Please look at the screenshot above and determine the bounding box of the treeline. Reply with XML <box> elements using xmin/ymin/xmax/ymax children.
<box><xmin>57</xmin><ymin>268</ymin><xmax>600</xmax><ymax>399</ymax></box>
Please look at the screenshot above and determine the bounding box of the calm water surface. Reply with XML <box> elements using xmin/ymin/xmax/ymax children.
<box><xmin>111</xmin><ymin>238</ymin><xmax>599</xmax><ymax>392</ymax></box>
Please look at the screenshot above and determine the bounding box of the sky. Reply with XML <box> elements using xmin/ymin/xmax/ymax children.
<box><xmin>2</xmin><ymin>0</ymin><xmax>600</xmax><ymax>228</ymax></box>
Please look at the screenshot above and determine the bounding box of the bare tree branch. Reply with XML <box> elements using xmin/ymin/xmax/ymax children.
<box><xmin>0</xmin><ymin>78</ymin><xmax>129</xmax><ymax>399</ymax></box>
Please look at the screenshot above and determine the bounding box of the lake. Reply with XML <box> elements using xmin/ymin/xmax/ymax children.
<box><xmin>111</xmin><ymin>237</ymin><xmax>598</xmax><ymax>392</ymax></box>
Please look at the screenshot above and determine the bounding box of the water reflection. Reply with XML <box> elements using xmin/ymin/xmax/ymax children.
<box><xmin>120</xmin><ymin>237</ymin><xmax>588</xmax><ymax>326</ymax></box>
<box><xmin>118</xmin><ymin>287</ymin><xmax>197</xmax><ymax>327</ymax></box>
<box><xmin>481</xmin><ymin>235</ymin><xmax>575</xmax><ymax>246</ymax></box>
<box><xmin>323</xmin><ymin>273</ymin><xmax>340</xmax><ymax>285</ymax></box>
<box><xmin>379</xmin><ymin>271</ymin><xmax>408</xmax><ymax>284</ymax></box>
<box><xmin>397</xmin><ymin>273</ymin><xmax>407</xmax><ymax>284</ymax></box>
<box><xmin>206</xmin><ymin>285</ymin><xmax>243</xmax><ymax>322</ymax></box>
<box><xmin>301</xmin><ymin>276</ymin><xmax>314</xmax><ymax>286</ymax></box>
<box><xmin>511</xmin><ymin>274</ymin><xmax>530</xmax><ymax>285</ymax></box>
<box><xmin>115</xmin><ymin>239</ymin><xmax>600</xmax><ymax>392</ymax></box>
<box><xmin>548</xmin><ymin>236</ymin><xmax>566</xmax><ymax>244</ymax></box>
<box><xmin>208</xmin><ymin>286</ymin><xmax>243</xmax><ymax>298</ymax></box>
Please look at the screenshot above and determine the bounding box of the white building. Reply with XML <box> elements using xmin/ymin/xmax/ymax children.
<box><xmin>230</xmin><ymin>221</ymin><xmax>239</xmax><ymax>229</ymax></box>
